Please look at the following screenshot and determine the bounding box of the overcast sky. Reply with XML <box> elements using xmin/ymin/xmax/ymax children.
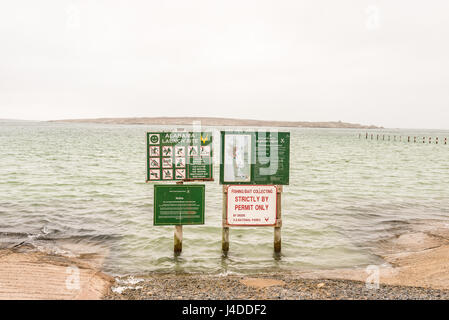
<box><xmin>0</xmin><ymin>1</ymin><xmax>448</xmax><ymax>128</ymax></box>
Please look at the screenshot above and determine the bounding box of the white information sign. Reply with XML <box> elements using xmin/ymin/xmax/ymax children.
<box><xmin>226</xmin><ymin>185</ymin><xmax>278</xmax><ymax>226</ymax></box>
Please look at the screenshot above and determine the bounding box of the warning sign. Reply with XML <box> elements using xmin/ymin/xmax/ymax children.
<box><xmin>226</xmin><ymin>185</ymin><xmax>277</xmax><ymax>226</ymax></box>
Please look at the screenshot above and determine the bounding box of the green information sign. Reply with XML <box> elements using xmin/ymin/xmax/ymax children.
<box><xmin>153</xmin><ymin>184</ymin><xmax>205</xmax><ymax>225</ymax></box>
<box><xmin>220</xmin><ymin>131</ymin><xmax>290</xmax><ymax>185</ymax></box>
<box><xmin>147</xmin><ymin>131</ymin><xmax>213</xmax><ymax>182</ymax></box>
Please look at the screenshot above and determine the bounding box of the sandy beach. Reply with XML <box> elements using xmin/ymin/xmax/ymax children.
<box><xmin>0</xmin><ymin>244</ymin><xmax>113</xmax><ymax>300</ymax></box>
<box><xmin>1</xmin><ymin>222</ymin><xmax>449</xmax><ymax>300</ymax></box>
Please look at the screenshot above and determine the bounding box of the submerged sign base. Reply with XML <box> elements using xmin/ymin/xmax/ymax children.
<box><xmin>226</xmin><ymin>185</ymin><xmax>278</xmax><ymax>226</ymax></box>
<box><xmin>154</xmin><ymin>184</ymin><xmax>205</xmax><ymax>225</ymax></box>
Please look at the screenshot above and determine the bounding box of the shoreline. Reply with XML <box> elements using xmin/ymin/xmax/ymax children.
<box><xmin>48</xmin><ymin>117</ymin><xmax>381</xmax><ymax>129</ymax></box>
<box><xmin>106</xmin><ymin>222</ymin><xmax>449</xmax><ymax>299</ymax></box>
<box><xmin>1</xmin><ymin>222</ymin><xmax>449</xmax><ymax>300</ymax></box>
<box><xmin>105</xmin><ymin>273</ymin><xmax>449</xmax><ymax>300</ymax></box>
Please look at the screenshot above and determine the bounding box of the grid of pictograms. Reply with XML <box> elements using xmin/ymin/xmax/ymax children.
<box><xmin>147</xmin><ymin>132</ymin><xmax>212</xmax><ymax>182</ymax></box>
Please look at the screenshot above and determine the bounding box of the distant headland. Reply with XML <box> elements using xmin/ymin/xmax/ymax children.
<box><xmin>49</xmin><ymin>117</ymin><xmax>381</xmax><ymax>129</ymax></box>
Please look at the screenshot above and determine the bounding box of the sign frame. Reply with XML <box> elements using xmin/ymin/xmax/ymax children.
<box><xmin>147</xmin><ymin>131</ymin><xmax>213</xmax><ymax>182</ymax></box>
<box><xmin>225</xmin><ymin>185</ymin><xmax>278</xmax><ymax>227</ymax></box>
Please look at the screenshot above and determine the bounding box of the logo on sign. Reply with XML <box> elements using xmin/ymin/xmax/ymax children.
<box><xmin>149</xmin><ymin>134</ymin><xmax>160</xmax><ymax>144</ymax></box>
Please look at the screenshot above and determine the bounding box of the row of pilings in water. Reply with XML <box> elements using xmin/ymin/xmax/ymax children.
<box><xmin>359</xmin><ymin>133</ymin><xmax>448</xmax><ymax>144</ymax></box>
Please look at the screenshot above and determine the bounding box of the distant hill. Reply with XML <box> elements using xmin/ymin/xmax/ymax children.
<box><xmin>0</xmin><ymin>119</ymin><xmax>32</xmax><ymax>122</ymax></box>
<box><xmin>50</xmin><ymin>117</ymin><xmax>381</xmax><ymax>129</ymax></box>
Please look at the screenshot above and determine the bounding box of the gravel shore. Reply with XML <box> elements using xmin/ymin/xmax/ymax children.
<box><xmin>105</xmin><ymin>225</ymin><xmax>449</xmax><ymax>300</ymax></box>
<box><xmin>105</xmin><ymin>273</ymin><xmax>449</xmax><ymax>300</ymax></box>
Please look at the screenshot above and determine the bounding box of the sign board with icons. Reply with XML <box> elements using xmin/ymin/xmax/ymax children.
<box><xmin>220</xmin><ymin>131</ymin><xmax>290</xmax><ymax>185</ymax></box>
<box><xmin>154</xmin><ymin>184</ymin><xmax>205</xmax><ymax>225</ymax></box>
<box><xmin>147</xmin><ymin>132</ymin><xmax>213</xmax><ymax>182</ymax></box>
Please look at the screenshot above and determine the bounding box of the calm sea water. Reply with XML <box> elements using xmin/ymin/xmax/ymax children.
<box><xmin>1</xmin><ymin>121</ymin><xmax>449</xmax><ymax>276</ymax></box>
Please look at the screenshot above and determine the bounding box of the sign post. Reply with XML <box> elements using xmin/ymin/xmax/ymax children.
<box><xmin>274</xmin><ymin>186</ymin><xmax>282</xmax><ymax>254</ymax></box>
<box><xmin>222</xmin><ymin>185</ymin><xmax>281</xmax><ymax>253</ymax></box>
<box><xmin>220</xmin><ymin>131</ymin><xmax>289</xmax><ymax>254</ymax></box>
<box><xmin>174</xmin><ymin>224</ymin><xmax>183</xmax><ymax>254</ymax></box>
<box><xmin>153</xmin><ymin>183</ymin><xmax>205</xmax><ymax>254</ymax></box>
<box><xmin>148</xmin><ymin>131</ymin><xmax>213</xmax><ymax>255</ymax></box>
<box><xmin>174</xmin><ymin>181</ymin><xmax>184</xmax><ymax>254</ymax></box>
<box><xmin>222</xmin><ymin>185</ymin><xmax>229</xmax><ymax>254</ymax></box>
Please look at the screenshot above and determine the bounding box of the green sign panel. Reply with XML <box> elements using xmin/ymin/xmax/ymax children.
<box><xmin>147</xmin><ymin>131</ymin><xmax>213</xmax><ymax>182</ymax></box>
<box><xmin>153</xmin><ymin>184</ymin><xmax>205</xmax><ymax>225</ymax></box>
<box><xmin>220</xmin><ymin>131</ymin><xmax>290</xmax><ymax>185</ymax></box>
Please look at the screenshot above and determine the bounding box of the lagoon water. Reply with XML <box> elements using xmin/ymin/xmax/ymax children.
<box><xmin>1</xmin><ymin>120</ymin><xmax>449</xmax><ymax>276</ymax></box>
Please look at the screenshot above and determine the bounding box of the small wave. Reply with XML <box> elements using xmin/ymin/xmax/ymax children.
<box><xmin>111</xmin><ymin>285</ymin><xmax>143</xmax><ymax>294</ymax></box>
<box><xmin>218</xmin><ymin>270</ymin><xmax>239</xmax><ymax>277</ymax></box>
<box><xmin>115</xmin><ymin>276</ymin><xmax>144</xmax><ymax>285</ymax></box>
<box><xmin>111</xmin><ymin>276</ymin><xmax>145</xmax><ymax>294</ymax></box>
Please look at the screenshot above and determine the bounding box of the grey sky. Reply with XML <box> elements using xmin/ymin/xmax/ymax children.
<box><xmin>0</xmin><ymin>1</ymin><xmax>448</xmax><ymax>129</ymax></box>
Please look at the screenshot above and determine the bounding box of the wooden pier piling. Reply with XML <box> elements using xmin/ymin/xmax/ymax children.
<box><xmin>360</xmin><ymin>133</ymin><xmax>445</xmax><ymax>146</ymax></box>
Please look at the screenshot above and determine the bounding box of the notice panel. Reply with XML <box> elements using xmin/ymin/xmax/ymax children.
<box><xmin>154</xmin><ymin>184</ymin><xmax>205</xmax><ymax>225</ymax></box>
<box><xmin>226</xmin><ymin>185</ymin><xmax>277</xmax><ymax>226</ymax></box>
<box><xmin>220</xmin><ymin>131</ymin><xmax>290</xmax><ymax>185</ymax></box>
